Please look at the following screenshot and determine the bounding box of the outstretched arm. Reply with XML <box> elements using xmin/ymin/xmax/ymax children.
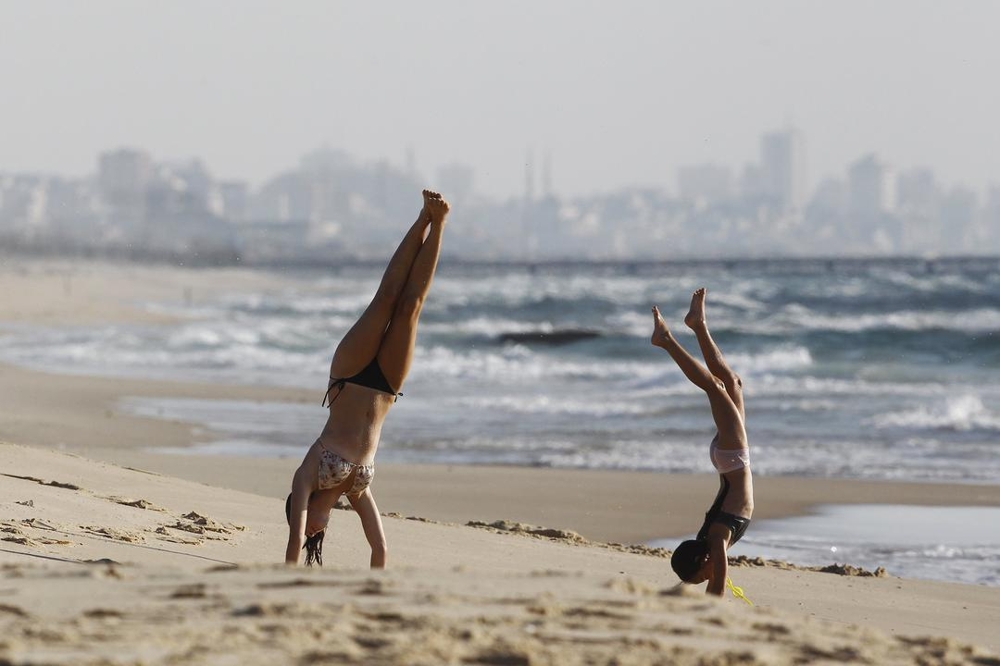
<box><xmin>348</xmin><ymin>488</ymin><xmax>388</xmax><ymax>569</ymax></box>
<box><xmin>285</xmin><ymin>473</ymin><xmax>311</xmax><ymax>564</ymax></box>
<box><xmin>706</xmin><ymin>528</ymin><xmax>730</xmax><ymax>597</ymax></box>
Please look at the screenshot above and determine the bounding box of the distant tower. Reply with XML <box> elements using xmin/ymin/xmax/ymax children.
<box><xmin>541</xmin><ymin>151</ymin><xmax>553</xmax><ymax>199</ymax></box>
<box><xmin>760</xmin><ymin>127</ymin><xmax>806</xmax><ymax>212</ymax></box>
<box><xmin>524</xmin><ymin>148</ymin><xmax>536</xmax><ymax>202</ymax></box>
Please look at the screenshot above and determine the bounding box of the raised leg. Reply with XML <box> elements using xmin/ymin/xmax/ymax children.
<box><xmin>652</xmin><ymin>306</ymin><xmax>746</xmax><ymax>448</ymax></box>
<box><xmin>329</xmin><ymin>192</ymin><xmax>434</xmax><ymax>377</ymax></box>
<box><xmin>376</xmin><ymin>194</ymin><xmax>449</xmax><ymax>391</ymax></box>
<box><xmin>685</xmin><ymin>288</ymin><xmax>745</xmax><ymax>421</ymax></box>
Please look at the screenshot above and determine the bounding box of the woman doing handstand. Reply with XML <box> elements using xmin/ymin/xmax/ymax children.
<box><xmin>651</xmin><ymin>288</ymin><xmax>753</xmax><ymax>596</ymax></box>
<box><xmin>285</xmin><ymin>190</ymin><xmax>449</xmax><ymax>568</ymax></box>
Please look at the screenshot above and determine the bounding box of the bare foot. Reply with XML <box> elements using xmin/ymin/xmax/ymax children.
<box><xmin>684</xmin><ymin>288</ymin><xmax>707</xmax><ymax>330</ymax></box>
<box><xmin>418</xmin><ymin>190</ymin><xmax>439</xmax><ymax>224</ymax></box>
<box><xmin>651</xmin><ymin>306</ymin><xmax>672</xmax><ymax>347</ymax></box>
<box><xmin>422</xmin><ymin>189</ymin><xmax>450</xmax><ymax>225</ymax></box>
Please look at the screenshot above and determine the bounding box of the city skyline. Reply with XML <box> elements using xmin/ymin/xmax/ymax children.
<box><xmin>2</xmin><ymin>122</ymin><xmax>996</xmax><ymax>262</ymax></box>
<box><xmin>5</xmin><ymin>124</ymin><xmax>998</xmax><ymax>208</ymax></box>
<box><xmin>1</xmin><ymin>1</ymin><xmax>999</xmax><ymax>200</ymax></box>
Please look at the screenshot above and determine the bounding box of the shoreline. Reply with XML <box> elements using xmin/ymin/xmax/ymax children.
<box><xmin>3</xmin><ymin>358</ymin><xmax>999</xmax><ymax>547</ymax></box>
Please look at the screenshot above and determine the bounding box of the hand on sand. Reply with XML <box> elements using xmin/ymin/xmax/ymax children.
<box><xmin>650</xmin><ymin>306</ymin><xmax>672</xmax><ymax>348</ymax></box>
<box><xmin>684</xmin><ymin>288</ymin><xmax>707</xmax><ymax>330</ymax></box>
<box><xmin>422</xmin><ymin>189</ymin><xmax>450</xmax><ymax>225</ymax></box>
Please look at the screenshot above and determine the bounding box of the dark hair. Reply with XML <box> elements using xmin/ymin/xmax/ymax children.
<box><xmin>285</xmin><ymin>493</ymin><xmax>325</xmax><ymax>567</ymax></box>
<box><xmin>671</xmin><ymin>539</ymin><xmax>709</xmax><ymax>582</ymax></box>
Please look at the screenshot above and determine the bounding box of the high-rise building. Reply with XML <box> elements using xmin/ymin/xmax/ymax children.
<box><xmin>97</xmin><ymin>148</ymin><xmax>152</xmax><ymax>229</ymax></box>
<box><xmin>847</xmin><ymin>154</ymin><xmax>895</xmax><ymax>217</ymax></box>
<box><xmin>759</xmin><ymin>128</ymin><xmax>806</xmax><ymax>212</ymax></box>
<box><xmin>894</xmin><ymin>168</ymin><xmax>941</xmax><ymax>253</ymax></box>
<box><xmin>895</xmin><ymin>168</ymin><xmax>939</xmax><ymax>215</ymax></box>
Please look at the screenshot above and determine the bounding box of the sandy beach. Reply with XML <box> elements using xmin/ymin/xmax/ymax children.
<box><xmin>2</xmin><ymin>260</ymin><xmax>1000</xmax><ymax>664</ymax></box>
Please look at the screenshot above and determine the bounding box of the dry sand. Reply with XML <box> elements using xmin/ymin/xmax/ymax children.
<box><xmin>2</xmin><ymin>259</ymin><xmax>999</xmax><ymax>664</ymax></box>
<box><xmin>2</xmin><ymin>443</ymin><xmax>999</xmax><ymax>665</ymax></box>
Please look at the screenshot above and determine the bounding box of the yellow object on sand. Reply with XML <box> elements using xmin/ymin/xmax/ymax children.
<box><xmin>726</xmin><ymin>577</ymin><xmax>753</xmax><ymax>606</ymax></box>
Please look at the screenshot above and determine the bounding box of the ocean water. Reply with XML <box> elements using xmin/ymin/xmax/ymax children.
<box><xmin>2</xmin><ymin>257</ymin><xmax>998</xmax><ymax>584</ymax></box>
<box><xmin>2</xmin><ymin>258</ymin><xmax>998</xmax><ymax>482</ymax></box>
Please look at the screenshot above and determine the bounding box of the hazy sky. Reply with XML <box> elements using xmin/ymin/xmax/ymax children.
<box><xmin>1</xmin><ymin>1</ymin><xmax>998</xmax><ymax>199</ymax></box>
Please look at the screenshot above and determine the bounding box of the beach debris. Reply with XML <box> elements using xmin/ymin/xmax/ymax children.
<box><xmin>153</xmin><ymin>527</ymin><xmax>200</xmax><ymax>545</ymax></box>
<box><xmin>20</xmin><ymin>518</ymin><xmax>59</xmax><ymax>531</ymax></box>
<box><xmin>466</xmin><ymin>520</ymin><xmax>587</xmax><ymax>543</ymax></box>
<box><xmin>184</xmin><ymin>511</ymin><xmax>245</xmax><ymax>532</ymax></box>
<box><xmin>107</xmin><ymin>496</ymin><xmax>166</xmax><ymax>512</ymax></box>
<box><xmin>80</xmin><ymin>559</ymin><xmax>125</xmax><ymax>579</ymax></box>
<box><xmin>607</xmin><ymin>542</ymin><xmax>671</xmax><ymax>558</ymax></box>
<box><xmin>157</xmin><ymin>512</ymin><xmax>245</xmax><ymax>543</ymax></box>
<box><xmin>358</xmin><ymin>578</ymin><xmax>392</xmax><ymax>596</ymax></box>
<box><xmin>82</xmin><ymin>608</ymin><xmax>125</xmax><ymax>619</ymax></box>
<box><xmin>80</xmin><ymin>525</ymin><xmax>145</xmax><ymax>543</ymax></box>
<box><xmin>813</xmin><ymin>563</ymin><xmax>888</xmax><ymax>578</ymax></box>
<box><xmin>14</xmin><ymin>500</ymin><xmax>33</xmax><ymax>507</ymax></box>
<box><xmin>170</xmin><ymin>583</ymin><xmax>208</xmax><ymax>599</ymax></box>
<box><xmin>0</xmin><ymin>535</ymin><xmax>33</xmax><ymax>546</ymax></box>
<box><xmin>0</xmin><ymin>523</ymin><xmax>71</xmax><ymax>547</ymax></box>
<box><xmin>0</xmin><ymin>603</ymin><xmax>30</xmax><ymax>618</ymax></box>
<box><xmin>728</xmin><ymin>555</ymin><xmax>889</xmax><ymax>578</ymax></box>
<box><xmin>1</xmin><ymin>473</ymin><xmax>81</xmax><ymax>491</ymax></box>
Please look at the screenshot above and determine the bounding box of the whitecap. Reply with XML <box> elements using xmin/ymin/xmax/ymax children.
<box><xmin>870</xmin><ymin>395</ymin><xmax>1000</xmax><ymax>432</ymax></box>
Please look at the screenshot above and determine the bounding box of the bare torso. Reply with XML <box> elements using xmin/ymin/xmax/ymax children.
<box><xmin>311</xmin><ymin>384</ymin><xmax>395</xmax><ymax>469</ymax></box>
<box><xmin>720</xmin><ymin>466</ymin><xmax>754</xmax><ymax>518</ymax></box>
